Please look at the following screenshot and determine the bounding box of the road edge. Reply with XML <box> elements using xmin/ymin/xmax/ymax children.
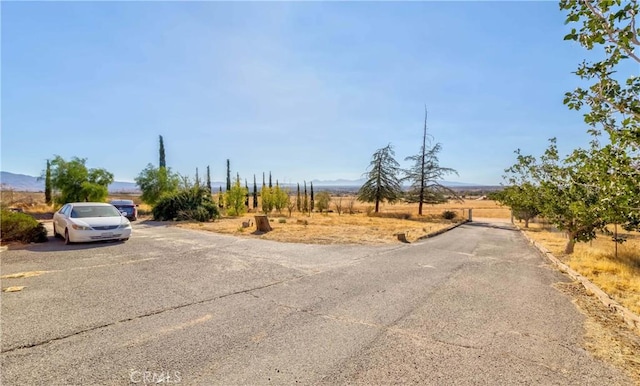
<box><xmin>416</xmin><ymin>219</ymin><xmax>469</xmax><ymax>241</ymax></box>
<box><xmin>520</xmin><ymin>230</ymin><xmax>640</xmax><ymax>332</ymax></box>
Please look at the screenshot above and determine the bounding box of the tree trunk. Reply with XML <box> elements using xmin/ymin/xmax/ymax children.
<box><xmin>375</xmin><ymin>199</ymin><xmax>380</xmax><ymax>213</ymax></box>
<box><xmin>524</xmin><ymin>218</ymin><xmax>529</xmax><ymax>228</ymax></box>
<box><xmin>254</xmin><ymin>215</ymin><xmax>272</xmax><ymax>232</ymax></box>
<box><xmin>564</xmin><ymin>233</ymin><xmax>576</xmax><ymax>254</ymax></box>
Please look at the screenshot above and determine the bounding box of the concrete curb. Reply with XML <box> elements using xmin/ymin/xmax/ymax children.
<box><xmin>416</xmin><ymin>220</ymin><xmax>470</xmax><ymax>242</ymax></box>
<box><xmin>520</xmin><ymin>230</ymin><xmax>640</xmax><ymax>332</ymax></box>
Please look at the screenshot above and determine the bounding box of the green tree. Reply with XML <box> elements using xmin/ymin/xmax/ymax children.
<box><xmin>315</xmin><ymin>191</ymin><xmax>331</xmax><ymax>213</ymax></box>
<box><xmin>159</xmin><ymin>135</ymin><xmax>166</xmax><ymax>168</ymax></box>
<box><xmin>135</xmin><ymin>164</ymin><xmax>180</xmax><ymax>205</ymax></box>
<box><xmin>226</xmin><ymin>174</ymin><xmax>248</xmax><ymax>216</ymax></box>
<box><xmin>506</xmin><ymin>139</ymin><xmax>604</xmax><ymax>254</ymax></box>
<box><xmin>253</xmin><ymin>175</ymin><xmax>258</xmax><ymax>209</ymax></box>
<box><xmin>206</xmin><ymin>165</ymin><xmax>212</xmax><ymax>194</ymax></box>
<box><xmin>494</xmin><ymin>184</ymin><xmax>541</xmax><ymax>228</ymax></box>
<box><xmin>561</xmin><ymin>0</ymin><xmax>640</xmax><ymax>235</ymax></box>
<box><xmin>218</xmin><ymin>186</ymin><xmax>224</xmax><ymax>208</ymax></box>
<box><xmin>273</xmin><ymin>185</ymin><xmax>289</xmax><ymax>214</ymax></box>
<box><xmin>303</xmin><ymin>181</ymin><xmax>309</xmax><ymax>213</ymax></box>
<box><xmin>261</xmin><ymin>182</ymin><xmax>273</xmax><ymax>214</ymax></box>
<box><xmin>226</xmin><ymin>159</ymin><xmax>231</xmax><ymax>191</ymax></box>
<box><xmin>49</xmin><ymin>156</ymin><xmax>113</xmax><ymax>204</ymax></box>
<box><xmin>244</xmin><ymin>179</ymin><xmax>249</xmax><ymax>207</ymax></box>
<box><xmin>310</xmin><ymin>182</ymin><xmax>315</xmax><ymax>211</ymax></box>
<box><xmin>404</xmin><ymin>108</ymin><xmax>459</xmax><ymax>215</ymax></box>
<box><xmin>296</xmin><ymin>183</ymin><xmax>301</xmax><ymax>212</ymax></box>
<box><xmin>44</xmin><ymin>159</ymin><xmax>52</xmax><ymax>204</ymax></box>
<box><xmin>357</xmin><ymin>144</ymin><xmax>403</xmax><ymax>213</ymax></box>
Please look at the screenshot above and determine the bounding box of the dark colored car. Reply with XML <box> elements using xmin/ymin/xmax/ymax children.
<box><xmin>109</xmin><ymin>199</ymin><xmax>138</xmax><ymax>221</ymax></box>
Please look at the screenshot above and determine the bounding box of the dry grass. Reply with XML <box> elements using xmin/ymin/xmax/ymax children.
<box><xmin>522</xmin><ymin>224</ymin><xmax>640</xmax><ymax>316</ymax></box>
<box><xmin>179</xmin><ymin>212</ymin><xmax>460</xmax><ymax>245</ymax></box>
<box><xmin>176</xmin><ymin>197</ymin><xmax>507</xmax><ymax>245</ymax></box>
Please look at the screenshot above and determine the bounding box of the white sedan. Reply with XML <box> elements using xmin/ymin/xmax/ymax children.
<box><xmin>53</xmin><ymin>202</ymin><xmax>132</xmax><ymax>244</ymax></box>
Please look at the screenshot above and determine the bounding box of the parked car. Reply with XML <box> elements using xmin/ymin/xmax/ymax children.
<box><xmin>109</xmin><ymin>199</ymin><xmax>138</xmax><ymax>221</ymax></box>
<box><xmin>53</xmin><ymin>202</ymin><xmax>132</xmax><ymax>245</ymax></box>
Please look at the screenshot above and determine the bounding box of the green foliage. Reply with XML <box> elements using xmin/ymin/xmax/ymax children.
<box><xmin>1</xmin><ymin>209</ymin><xmax>48</xmax><ymax>243</ymax></box>
<box><xmin>48</xmin><ymin>155</ymin><xmax>113</xmax><ymax>204</ymax></box>
<box><xmin>493</xmin><ymin>184</ymin><xmax>541</xmax><ymax>228</ymax></box>
<box><xmin>261</xmin><ymin>184</ymin><xmax>274</xmax><ymax>214</ymax></box>
<box><xmin>44</xmin><ymin>159</ymin><xmax>52</xmax><ymax>204</ymax></box>
<box><xmin>559</xmin><ymin>0</ymin><xmax>640</xmax><ymax>237</ymax></box>
<box><xmin>310</xmin><ymin>182</ymin><xmax>315</xmax><ymax>211</ymax></box>
<box><xmin>358</xmin><ymin>144</ymin><xmax>403</xmax><ymax>213</ymax></box>
<box><xmin>273</xmin><ymin>185</ymin><xmax>289</xmax><ymax>214</ymax></box>
<box><xmin>226</xmin><ymin>159</ymin><xmax>231</xmax><ymax>191</ymax></box>
<box><xmin>206</xmin><ymin>165</ymin><xmax>212</xmax><ymax>193</ymax></box>
<box><xmin>135</xmin><ymin>164</ymin><xmax>180</xmax><ymax>205</ymax></box>
<box><xmin>152</xmin><ymin>187</ymin><xmax>219</xmax><ymax>221</ymax></box>
<box><xmin>278</xmin><ymin>218</ymin><xmax>286</xmax><ymax>224</ymax></box>
<box><xmin>441</xmin><ymin>210</ymin><xmax>457</xmax><ymax>220</ymax></box>
<box><xmin>315</xmin><ymin>191</ymin><xmax>331</xmax><ymax>213</ymax></box>
<box><xmin>225</xmin><ymin>175</ymin><xmax>248</xmax><ymax>217</ymax></box>
<box><xmin>253</xmin><ymin>175</ymin><xmax>258</xmax><ymax>209</ymax></box>
<box><xmin>296</xmin><ymin>183</ymin><xmax>301</xmax><ymax>212</ymax></box>
<box><xmin>159</xmin><ymin>135</ymin><xmax>166</xmax><ymax>168</ymax></box>
<box><xmin>302</xmin><ymin>181</ymin><xmax>309</xmax><ymax>213</ymax></box>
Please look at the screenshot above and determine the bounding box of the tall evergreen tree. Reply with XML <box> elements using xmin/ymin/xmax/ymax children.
<box><xmin>245</xmin><ymin>179</ymin><xmax>250</xmax><ymax>207</ymax></box>
<box><xmin>159</xmin><ymin>135</ymin><xmax>166</xmax><ymax>168</ymax></box>
<box><xmin>303</xmin><ymin>181</ymin><xmax>309</xmax><ymax>213</ymax></box>
<box><xmin>253</xmin><ymin>174</ymin><xmax>258</xmax><ymax>209</ymax></box>
<box><xmin>218</xmin><ymin>186</ymin><xmax>224</xmax><ymax>208</ymax></box>
<box><xmin>404</xmin><ymin>108</ymin><xmax>459</xmax><ymax>214</ymax></box>
<box><xmin>310</xmin><ymin>181</ymin><xmax>315</xmax><ymax>211</ymax></box>
<box><xmin>357</xmin><ymin>144</ymin><xmax>403</xmax><ymax>213</ymax></box>
<box><xmin>226</xmin><ymin>159</ymin><xmax>231</xmax><ymax>191</ymax></box>
<box><xmin>206</xmin><ymin>165</ymin><xmax>212</xmax><ymax>193</ymax></box>
<box><xmin>269</xmin><ymin>172</ymin><xmax>273</xmax><ymax>188</ymax></box>
<box><xmin>296</xmin><ymin>183</ymin><xmax>301</xmax><ymax>212</ymax></box>
<box><xmin>44</xmin><ymin>159</ymin><xmax>52</xmax><ymax>204</ymax></box>
<box><xmin>195</xmin><ymin>167</ymin><xmax>200</xmax><ymax>188</ymax></box>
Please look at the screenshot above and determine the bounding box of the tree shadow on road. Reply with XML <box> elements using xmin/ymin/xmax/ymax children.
<box><xmin>466</xmin><ymin>221</ymin><xmax>518</xmax><ymax>232</ymax></box>
<box><xmin>8</xmin><ymin>236</ymin><xmax>128</xmax><ymax>253</ymax></box>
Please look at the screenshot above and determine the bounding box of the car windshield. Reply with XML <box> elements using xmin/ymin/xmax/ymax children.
<box><xmin>70</xmin><ymin>206</ymin><xmax>121</xmax><ymax>218</ymax></box>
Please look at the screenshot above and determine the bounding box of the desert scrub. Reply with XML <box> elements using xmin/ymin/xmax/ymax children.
<box><xmin>442</xmin><ymin>210</ymin><xmax>457</xmax><ymax>220</ymax></box>
<box><xmin>1</xmin><ymin>209</ymin><xmax>48</xmax><ymax>243</ymax></box>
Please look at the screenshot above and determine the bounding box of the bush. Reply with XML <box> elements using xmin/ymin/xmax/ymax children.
<box><xmin>152</xmin><ymin>188</ymin><xmax>219</xmax><ymax>221</ymax></box>
<box><xmin>442</xmin><ymin>210</ymin><xmax>457</xmax><ymax>220</ymax></box>
<box><xmin>1</xmin><ymin>210</ymin><xmax>48</xmax><ymax>243</ymax></box>
<box><xmin>278</xmin><ymin>218</ymin><xmax>286</xmax><ymax>224</ymax></box>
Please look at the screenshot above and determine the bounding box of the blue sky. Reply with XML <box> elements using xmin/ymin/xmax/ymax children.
<box><xmin>0</xmin><ymin>1</ymin><xmax>623</xmax><ymax>186</ymax></box>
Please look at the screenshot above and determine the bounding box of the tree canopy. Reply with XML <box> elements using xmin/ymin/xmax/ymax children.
<box><xmin>48</xmin><ymin>155</ymin><xmax>113</xmax><ymax>204</ymax></box>
<box><xmin>357</xmin><ymin>144</ymin><xmax>403</xmax><ymax>213</ymax></box>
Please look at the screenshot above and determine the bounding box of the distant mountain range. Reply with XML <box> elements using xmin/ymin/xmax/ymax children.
<box><xmin>0</xmin><ymin>171</ymin><xmax>493</xmax><ymax>193</ymax></box>
<box><xmin>0</xmin><ymin>171</ymin><xmax>140</xmax><ymax>193</ymax></box>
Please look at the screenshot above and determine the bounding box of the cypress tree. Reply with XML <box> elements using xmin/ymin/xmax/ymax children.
<box><xmin>44</xmin><ymin>159</ymin><xmax>52</xmax><ymax>204</ymax></box>
<box><xmin>245</xmin><ymin>179</ymin><xmax>249</xmax><ymax>207</ymax></box>
<box><xmin>303</xmin><ymin>181</ymin><xmax>309</xmax><ymax>213</ymax></box>
<box><xmin>253</xmin><ymin>174</ymin><xmax>258</xmax><ymax>209</ymax></box>
<box><xmin>269</xmin><ymin>172</ymin><xmax>273</xmax><ymax>188</ymax></box>
<box><xmin>206</xmin><ymin>165</ymin><xmax>212</xmax><ymax>193</ymax></box>
<box><xmin>195</xmin><ymin>167</ymin><xmax>200</xmax><ymax>188</ymax></box>
<box><xmin>218</xmin><ymin>186</ymin><xmax>224</xmax><ymax>208</ymax></box>
<box><xmin>296</xmin><ymin>183</ymin><xmax>301</xmax><ymax>212</ymax></box>
<box><xmin>310</xmin><ymin>181</ymin><xmax>315</xmax><ymax>211</ymax></box>
<box><xmin>159</xmin><ymin>135</ymin><xmax>166</xmax><ymax>168</ymax></box>
<box><xmin>226</xmin><ymin>159</ymin><xmax>231</xmax><ymax>191</ymax></box>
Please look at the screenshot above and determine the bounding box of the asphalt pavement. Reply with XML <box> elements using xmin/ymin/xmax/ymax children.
<box><xmin>0</xmin><ymin>219</ymin><xmax>633</xmax><ymax>385</ymax></box>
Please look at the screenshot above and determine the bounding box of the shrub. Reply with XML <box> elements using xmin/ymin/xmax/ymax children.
<box><xmin>278</xmin><ymin>218</ymin><xmax>286</xmax><ymax>224</ymax></box>
<box><xmin>1</xmin><ymin>209</ymin><xmax>48</xmax><ymax>243</ymax></box>
<box><xmin>152</xmin><ymin>187</ymin><xmax>219</xmax><ymax>221</ymax></box>
<box><xmin>442</xmin><ymin>210</ymin><xmax>457</xmax><ymax>220</ymax></box>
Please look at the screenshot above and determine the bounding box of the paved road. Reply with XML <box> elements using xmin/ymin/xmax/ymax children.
<box><xmin>0</xmin><ymin>220</ymin><xmax>632</xmax><ymax>385</ymax></box>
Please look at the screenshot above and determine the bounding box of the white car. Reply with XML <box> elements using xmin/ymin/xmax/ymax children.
<box><xmin>53</xmin><ymin>202</ymin><xmax>132</xmax><ymax>244</ymax></box>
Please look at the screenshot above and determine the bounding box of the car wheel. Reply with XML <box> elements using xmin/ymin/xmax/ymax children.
<box><xmin>120</xmin><ymin>238</ymin><xmax>129</xmax><ymax>242</ymax></box>
<box><xmin>64</xmin><ymin>229</ymin><xmax>72</xmax><ymax>245</ymax></box>
<box><xmin>53</xmin><ymin>223</ymin><xmax>61</xmax><ymax>239</ymax></box>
